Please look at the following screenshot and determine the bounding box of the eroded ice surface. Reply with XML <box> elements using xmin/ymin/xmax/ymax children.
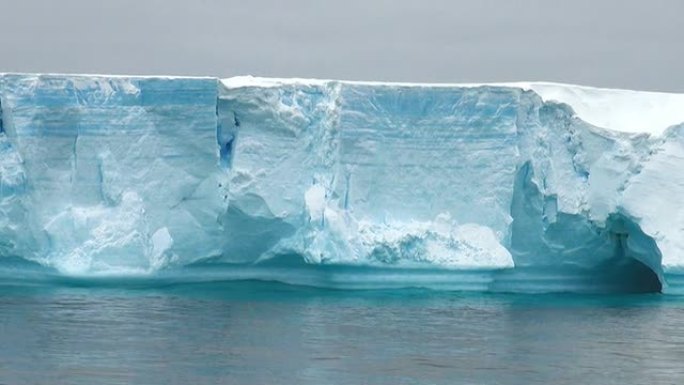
<box><xmin>2</xmin><ymin>74</ymin><xmax>684</xmax><ymax>293</ymax></box>
<box><xmin>0</xmin><ymin>74</ymin><xmax>221</xmax><ymax>274</ymax></box>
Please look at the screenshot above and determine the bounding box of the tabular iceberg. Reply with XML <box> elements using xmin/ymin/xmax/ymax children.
<box><xmin>2</xmin><ymin>73</ymin><xmax>684</xmax><ymax>294</ymax></box>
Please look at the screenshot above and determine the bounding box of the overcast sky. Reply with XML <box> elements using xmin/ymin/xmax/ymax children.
<box><xmin>0</xmin><ymin>0</ymin><xmax>681</xmax><ymax>91</ymax></box>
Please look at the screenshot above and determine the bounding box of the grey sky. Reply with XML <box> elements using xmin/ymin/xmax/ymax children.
<box><xmin>0</xmin><ymin>0</ymin><xmax>681</xmax><ymax>91</ymax></box>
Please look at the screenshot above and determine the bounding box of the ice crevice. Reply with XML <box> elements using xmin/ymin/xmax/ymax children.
<box><xmin>1</xmin><ymin>74</ymin><xmax>684</xmax><ymax>293</ymax></box>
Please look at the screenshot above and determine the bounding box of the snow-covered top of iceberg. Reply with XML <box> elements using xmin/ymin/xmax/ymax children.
<box><xmin>222</xmin><ymin>76</ymin><xmax>684</xmax><ymax>135</ymax></box>
<box><xmin>514</xmin><ymin>82</ymin><xmax>684</xmax><ymax>135</ymax></box>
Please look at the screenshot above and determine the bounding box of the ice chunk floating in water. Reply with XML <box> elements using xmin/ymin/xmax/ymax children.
<box><xmin>2</xmin><ymin>74</ymin><xmax>684</xmax><ymax>294</ymax></box>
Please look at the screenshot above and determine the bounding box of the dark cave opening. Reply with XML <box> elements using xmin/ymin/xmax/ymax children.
<box><xmin>602</xmin><ymin>227</ymin><xmax>662</xmax><ymax>294</ymax></box>
<box><xmin>626</xmin><ymin>258</ymin><xmax>662</xmax><ymax>293</ymax></box>
<box><xmin>508</xmin><ymin>163</ymin><xmax>664</xmax><ymax>294</ymax></box>
<box><xmin>597</xmin><ymin>254</ymin><xmax>662</xmax><ymax>294</ymax></box>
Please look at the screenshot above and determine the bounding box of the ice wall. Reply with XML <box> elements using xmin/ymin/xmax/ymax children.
<box><xmin>0</xmin><ymin>74</ymin><xmax>222</xmax><ymax>274</ymax></box>
<box><xmin>217</xmin><ymin>78</ymin><xmax>674</xmax><ymax>293</ymax></box>
<box><xmin>2</xmin><ymin>73</ymin><xmax>684</xmax><ymax>293</ymax></box>
<box><xmin>217</xmin><ymin>81</ymin><xmax>517</xmax><ymax>269</ymax></box>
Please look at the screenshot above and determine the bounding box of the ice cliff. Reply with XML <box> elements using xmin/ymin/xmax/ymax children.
<box><xmin>2</xmin><ymin>73</ymin><xmax>684</xmax><ymax>294</ymax></box>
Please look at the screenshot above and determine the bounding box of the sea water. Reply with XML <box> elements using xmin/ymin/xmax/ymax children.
<box><xmin>1</xmin><ymin>280</ymin><xmax>683</xmax><ymax>385</ymax></box>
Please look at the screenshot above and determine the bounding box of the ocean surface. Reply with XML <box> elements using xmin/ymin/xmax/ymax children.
<box><xmin>1</xmin><ymin>277</ymin><xmax>683</xmax><ymax>385</ymax></box>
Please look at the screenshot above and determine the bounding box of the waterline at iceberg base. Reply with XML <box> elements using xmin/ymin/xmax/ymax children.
<box><xmin>1</xmin><ymin>74</ymin><xmax>684</xmax><ymax>294</ymax></box>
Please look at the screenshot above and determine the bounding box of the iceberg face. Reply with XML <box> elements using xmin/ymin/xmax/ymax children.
<box><xmin>2</xmin><ymin>73</ymin><xmax>684</xmax><ymax>294</ymax></box>
<box><xmin>218</xmin><ymin>82</ymin><xmax>519</xmax><ymax>270</ymax></box>
<box><xmin>0</xmin><ymin>74</ymin><xmax>222</xmax><ymax>274</ymax></box>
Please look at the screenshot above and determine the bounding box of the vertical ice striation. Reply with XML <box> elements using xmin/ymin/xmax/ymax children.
<box><xmin>218</xmin><ymin>80</ymin><xmax>517</xmax><ymax>269</ymax></box>
<box><xmin>0</xmin><ymin>74</ymin><xmax>222</xmax><ymax>274</ymax></box>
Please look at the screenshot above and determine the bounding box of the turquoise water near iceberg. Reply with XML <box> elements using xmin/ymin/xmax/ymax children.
<box><xmin>1</xmin><ymin>278</ymin><xmax>684</xmax><ymax>385</ymax></box>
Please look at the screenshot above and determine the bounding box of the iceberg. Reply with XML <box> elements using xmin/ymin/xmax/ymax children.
<box><xmin>2</xmin><ymin>73</ymin><xmax>684</xmax><ymax>294</ymax></box>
